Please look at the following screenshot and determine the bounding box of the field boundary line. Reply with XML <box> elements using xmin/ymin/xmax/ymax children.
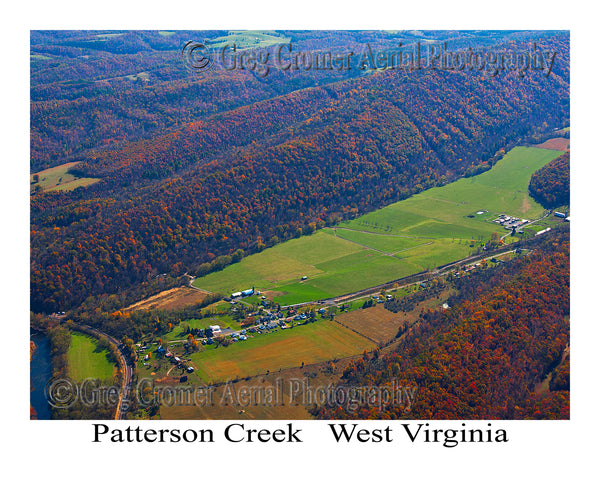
<box><xmin>332</xmin><ymin>318</ymin><xmax>379</xmax><ymax>346</ymax></box>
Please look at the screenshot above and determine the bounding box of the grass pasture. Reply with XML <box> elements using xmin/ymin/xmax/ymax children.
<box><xmin>67</xmin><ymin>332</ymin><xmax>116</xmax><ymax>381</ymax></box>
<box><xmin>194</xmin><ymin>146</ymin><xmax>563</xmax><ymax>305</ymax></box>
<box><xmin>190</xmin><ymin>321</ymin><xmax>375</xmax><ymax>383</ymax></box>
<box><xmin>209</xmin><ymin>31</ymin><xmax>290</xmax><ymax>50</ymax></box>
<box><xmin>31</xmin><ymin>161</ymin><xmax>100</xmax><ymax>192</ymax></box>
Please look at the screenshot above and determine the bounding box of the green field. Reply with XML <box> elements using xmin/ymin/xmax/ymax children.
<box><xmin>31</xmin><ymin>161</ymin><xmax>100</xmax><ymax>193</ymax></box>
<box><xmin>194</xmin><ymin>146</ymin><xmax>562</xmax><ymax>304</ymax></box>
<box><xmin>67</xmin><ymin>332</ymin><xmax>116</xmax><ymax>381</ymax></box>
<box><xmin>209</xmin><ymin>31</ymin><xmax>290</xmax><ymax>49</ymax></box>
<box><xmin>190</xmin><ymin>321</ymin><xmax>375</xmax><ymax>383</ymax></box>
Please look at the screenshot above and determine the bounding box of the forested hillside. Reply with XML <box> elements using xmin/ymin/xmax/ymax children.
<box><xmin>529</xmin><ymin>151</ymin><xmax>570</xmax><ymax>208</ymax></box>
<box><xmin>30</xmin><ymin>32</ymin><xmax>570</xmax><ymax>313</ymax></box>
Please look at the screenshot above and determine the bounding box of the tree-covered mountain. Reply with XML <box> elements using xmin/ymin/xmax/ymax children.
<box><xmin>529</xmin><ymin>151</ymin><xmax>570</xmax><ymax>208</ymax></box>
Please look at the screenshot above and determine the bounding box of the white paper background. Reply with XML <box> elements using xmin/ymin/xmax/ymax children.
<box><xmin>5</xmin><ymin>1</ymin><xmax>598</xmax><ymax>477</ymax></box>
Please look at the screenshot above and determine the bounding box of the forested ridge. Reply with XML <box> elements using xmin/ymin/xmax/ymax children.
<box><xmin>529</xmin><ymin>151</ymin><xmax>570</xmax><ymax>209</ymax></box>
<box><xmin>30</xmin><ymin>32</ymin><xmax>570</xmax><ymax>313</ymax></box>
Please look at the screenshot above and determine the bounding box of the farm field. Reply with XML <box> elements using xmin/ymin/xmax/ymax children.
<box><xmin>159</xmin><ymin>354</ymin><xmax>360</xmax><ymax>420</ymax></box>
<box><xmin>209</xmin><ymin>30</ymin><xmax>290</xmax><ymax>49</ymax></box>
<box><xmin>31</xmin><ymin>161</ymin><xmax>100</xmax><ymax>192</ymax></box>
<box><xmin>193</xmin><ymin>146</ymin><xmax>563</xmax><ymax>305</ymax></box>
<box><xmin>334</xmin><ymin>303</ymin><xmax>410</xmax><ymax>344</ymax></box>
<box><xmin>534</xmin><ymin>137</ymin><xmax>570</xmax><ymax>151</ymax></box>
<box><xmin>123</xmin><ymin>287</ymin><xmax>208</xmax><ymax>312</ymax></box>
<box><xmin>67</xmin><ymin>332</ymin><xmax>116</xmax><ymax>381</ymax></box>
<box><xmin>189</xmin><ymin>321</ymin><xmax>375</xmax><ymax>384</ymax></box>
<box><xmin>337</xmin><ymin>289</ymin><xmax>454</xmax><ymax>345</ymax></box>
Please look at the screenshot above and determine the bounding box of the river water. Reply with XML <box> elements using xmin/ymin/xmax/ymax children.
<box><xmin>30</xmin><ymin>332</ymin><xmax>52</xmax><ymax>420</ymax></box>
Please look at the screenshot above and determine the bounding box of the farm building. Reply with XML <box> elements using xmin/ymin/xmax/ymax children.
<box><xmin>232</xmin><ymin>286</ymin><xmax>255</xmax><ymax>298</ymax></box>
<box><xmin>554</xmin><ymin>211</ymin><xmax>566</xmax><ymax>218</ymax></box>
<box><xmin>241</xmin><ymin>287</ymin><xmax>255</xmax><ymax>297</ymax></box>
<box><xmin>536</xmin><ymin>227</ymin><xmax>552</xmax><ymax>236</ymax></box>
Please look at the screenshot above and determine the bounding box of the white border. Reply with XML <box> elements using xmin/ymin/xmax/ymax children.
<box><xmin>5</xmin><ymin>0</ymin><xmax>599</xmax><ymax>477</ymax></box>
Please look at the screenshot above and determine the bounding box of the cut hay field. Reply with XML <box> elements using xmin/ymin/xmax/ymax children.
<box><xmin>193</xmin><ymin>145</ymin><xmax>563</xmax><ymax>305</ymax></box>
<box><xmin>190</xmin><ymin>321</ymin><xmax>375</xmax><ymax>384</ymax></box>
<box><xmin>534</xmin><ymin>137</ymin><xmax>569</xmax><ymax>151</ymax></box>
<box><xmin>31</xmin><ymin>161</ymin><xmax>100</xmax><ymax>192</ymax></box>
<box><xmin>123</xmin><ymin>287</ymin><xmax>208</xmax><ymax>312</ymax></box>
<box><xmin>67</xmin><ymin>332</ymin><xmax>116</xmax><ymax>381</ymax></box>
<box><xmin>335</xmin><ymin>303</ymin><xmax>412</xmax><ymax>344</ymax></box>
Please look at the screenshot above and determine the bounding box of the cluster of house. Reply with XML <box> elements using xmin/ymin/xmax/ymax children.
<box><xmin>453</xmin><ymin>263</ymin><xmax>481</xmax><ymax>277</ymax></box>
<box><xmin>139</xmin><ymin>343</ymin><xmax>195</xmax><ymax>373</ymax></box>
<box><xmin>493</xmin><ymin>214</ymin><xmax>529</xmax><ymax>230</ymax></box>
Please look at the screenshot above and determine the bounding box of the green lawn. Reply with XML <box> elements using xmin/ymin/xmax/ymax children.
<box><xmin>190</xmin><ymin>320</ymin><xmax>375</xmax><ymax>383</ymax></box>
<box><xmin>193</xmin><ymin>146</ymin><xmax>563</xmax><ymax>305</ymax></box>
<box><xmin>67</xmin><ymin>332</ymin><xmax>116</xmax><ymax>381</ymax></box>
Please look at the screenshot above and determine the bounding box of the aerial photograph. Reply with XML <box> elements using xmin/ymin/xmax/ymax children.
<box><xmin>30</xmin><ymin>30</ymin><xmax>570</xmax><ymax>421</ymax></box>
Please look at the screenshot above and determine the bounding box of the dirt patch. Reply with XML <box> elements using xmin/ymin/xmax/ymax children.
<box><xmin>521</xmin><ymin>195</ymin><xmax>532</xmax><ymax>214</ymax></box>
<box><xmin>123</xmin><ymin>287</ymin><xmax>208</xmax><ymax>312</ymax></box>
<box><xmin>153</xmin><ymin>375</ymin><xmax>180</xmax><ymax>386</ymax></box>
<box><xmin>534</xmin><ymin>137</ymin><xmax>570</xmax><ymax>151</ymax></box>
<box><xmin>261</xmin><ymin>290</ymin><xmax>283</xmax><ymax>301</ymax></box>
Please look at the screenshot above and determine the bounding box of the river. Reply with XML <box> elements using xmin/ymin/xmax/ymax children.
<box><xmin>30</xmin><ymin>331</ymin><xmax>52</xmax><ymax>420</ymax></box>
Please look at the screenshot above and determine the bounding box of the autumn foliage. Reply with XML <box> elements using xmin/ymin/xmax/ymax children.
<box><xmin>316</xmin><ymin>232</ymin><xmax>570</xmax><ymax>420</ymax></box>
<box><xmin>529</xmin><ymin>151</ymin><xmax>570</xmax><ymax>208</ymax></box>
